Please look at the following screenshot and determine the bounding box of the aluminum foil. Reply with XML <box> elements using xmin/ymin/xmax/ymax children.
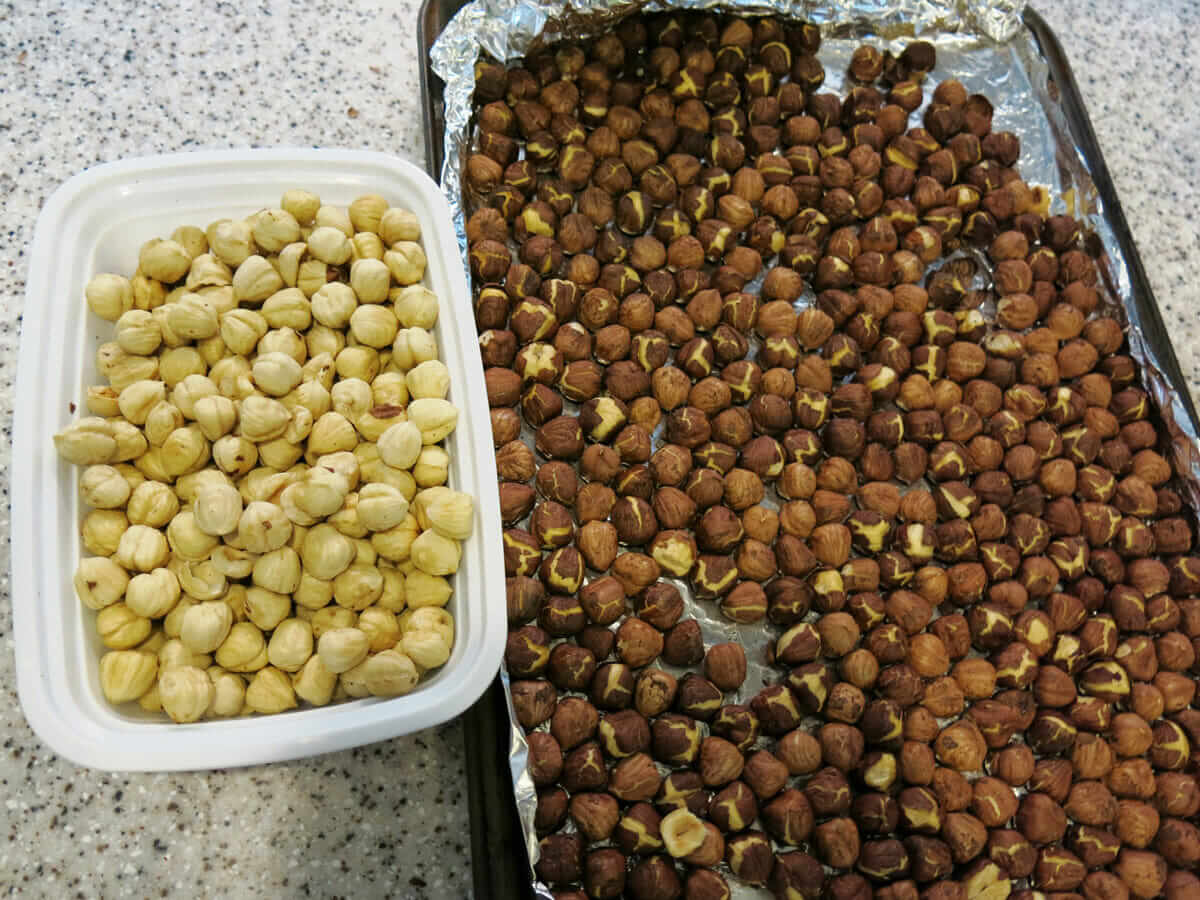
<box><xmin>431</xmin><ymin>2</ymin><xmax>1200</xmax><ymax>896</ymax></box>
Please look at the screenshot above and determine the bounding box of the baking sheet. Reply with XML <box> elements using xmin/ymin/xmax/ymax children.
<box><xmin>425</xmin><ymin>1</ymin><xmax>1200</xmax><ymax>895</ymax></box>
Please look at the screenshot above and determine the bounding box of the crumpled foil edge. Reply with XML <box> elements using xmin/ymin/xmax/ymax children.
<box><xmin>431</xmin><ymin>2</ymin><xmax>1200</xmax><ymax>895</ymax></box>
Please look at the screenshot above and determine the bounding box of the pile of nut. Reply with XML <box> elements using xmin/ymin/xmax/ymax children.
<box><xmin>56</xmin><ymin>190</ymin><xmax>472</xmax><ymax>721</ymax></box>
<box><xmin>465</xmin><ymin>11</ymin><xmax>1200</xmax><ymax>900</ymax></box>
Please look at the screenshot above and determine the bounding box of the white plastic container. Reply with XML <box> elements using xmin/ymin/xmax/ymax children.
<box><xmin>12</xmin><ymin>149</ymin><xmax>505</xmax><ymax>771</ymax></box>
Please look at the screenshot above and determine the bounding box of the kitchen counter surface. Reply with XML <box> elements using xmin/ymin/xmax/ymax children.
<box><xmin>0</xmin><ymin>1</ymin><xmax>1196</xmax><ymax>897</ymax></box>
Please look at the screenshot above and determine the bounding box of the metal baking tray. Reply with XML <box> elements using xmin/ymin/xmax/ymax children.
<box><xmin>416</xmin><ymin>3</ymin><xmax>1199</xmax><ymax>896</ymax></box>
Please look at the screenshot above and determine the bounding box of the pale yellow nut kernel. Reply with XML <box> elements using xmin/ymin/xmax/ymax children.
<box><xmin>244</xmin><ymin>666</ymin><xmax>298</xmax><ymax>715</ymax></box>
<box><xmin>311</xmin><ymin>606</ymin><xmax>357</xmax><ymax>638</ymax></box>
<box><xmin>160</xmin><ymin>425</ymin><xmax>210</xmax><ymax>478</ymax></box>
<box><xmin>330</xmin><ymin>380</ymin><xmax>372</xmax><ymax>424</ymax></box>
<box><xmin>171</xmin><ymin>373</ymin><xmax>218</xmax><ymax>419</ymax></box>
<box><xmin>356</xmin><ymin>482</ymin><xmax>409</xmax><ymax>532</ymax></box>
<box><xmin>174</xmin><ymin>559</ymin><xmax>227</xmax><ymax>601</ymax></box>
<box><xmin>85</xmin><ymin>273</ymin><xmax>134</xmax><ymax>321</ymax></box>
<box><xmin>168</xmin><ymin>225</ymin><xmax>206</xmax><ymax>258</ymax></box>
<box><xmin>215</xmin><ymin>621</ymin><xmax>269</xmax><ymax>672</ymax></box>
<box><xmin>407</xmin><ymin>607</ymin><xmax>453</xmax><ymax>644</ymax></box>
<box><xmin>310</xmin><ymin>282</ymin><xmax>357</xmax><ymax>331</ymax></box>
<box><xmin>166</xmin><ymin>510</ymin><xmax>219</xmax><ymax>561</ymax></box>
<box><xmin>106</xmin><ymin>352</ymin><xmax>161</xmax><ymax>393</ymax></box>
<box><xmin>307</xmin><ymin>226</ymin><xmax>352</xmax><ymax>265</ymax></box>
<box><xmin>407</xmin><ymin>398</ymin><xmax>459</xmax><ymax>445</ymax></box>
<box><xmin>185</xmin><ymin>253</ymin><xmax>232</xmax><ymax>290</ymax></box>
<box><xmin>401</xmin><ymin>628</ymin><xmax>452</xmax><ymax>669</ymax></box>
<box><xmin>293</xmin><ymin>466</ymin><xmax>350</xmax><ymax>519</ymax></box>
<box><xmin>210</xmin><ymin>545</ymin><xmax>257</xmax><ymax>580</ymax></box>
<box><xmin>250</xmin><ymin>351</ymin><xmax>302</xmax><ymax>398</ymax></box>
<box><xmin>261</xmin><ymin>287</ymin><xmax>311</xmax><ymax>330</ymax></box>
<box><xmin>97</xmin><ymin>602</ymin><xmax>153</xmax><ymax>650</ymax></box>
<box><xmin>114</xmin><ymin>309</ymin><xmax>162</xmax><ymax>355</ymax></box>
<box><xmin>405</xmin><ymin>571</ymin><xmax>452</xmax><ymax>609</ymax></box>
<box><xmin>379</xmin><ymin>208</ymin><xmax>420</xmax><ymax>245</ymax></box>
<box><xmin>347</xmin><ymin>194</ymin><xmax>388</xmax><ymax>234</ymax></box>
<box><xmin>410</xmin><ymin>530</ymin><xmax>461</xmax><ymax>576</ymax></box>
<box><xmin>219</xmin><ymin>307</ymin><xmax>268</xmax><ymax>356</ymax></box>
<box><xmin>292</xmin><ymin>655</ymin><xmax>336</xmax><ymax>706</ymax></box>
<box><xmin>267</xmin><ymin>618</ymin><xmax>314</xmax><ymax>672</ymax></box>
<box><xmin>138</xmin><ymin>239</ymin><xmax>192</xmax><ymax>283</ymax></box>
<box><xmin>294</xmin><ymin>572</ymin><xmax>334</xmax><ymax>611</ymax></box>
<box><xmin>251</xmin><ymin>208</ymin><xmax>301</xmax><ymax>253</ymax></box>
<box><xmin>375</xmin><ymin>423</ymin><xmax>420</xmax><ymax>473</ymax></box>
<box><xmin>86</xmin><ymin>385</ymin><xmax>121</xmax><ymax>418</ymax></box>
<box><xmin>251</xmin><ymin>547</ymin><xmax>302</xmax><ymax>594</ymax></box>
<box><xmin>422</xmin><ymin>489</ymin><xmax>474</xmax><ymax>540</ymax></box>
<box><xmin>349</xmin><ymin>304</ymin><xmax>399</xmax><ymax>349</ymax></box>
<box><xmin>258</xmin><ymin>326</ymin><xmax>306</xmax><ymax>363</ymax></box>
<box><xmin>159</xmin><ymin>636</ymin><xmax>210</xmax><ymax>670</ymax></box>
<box><xmin>661</xmin><ymin>809</ymin><xmax>707</xmax><ymax>857</ymax></box>
<box><xmin>328</xmin><ymin>494</ymin><xmax>367</xmax><ymax>539</ymax></box>
<box><xmin>230</xmin><ymin>254</ymin><xmax>282</xmax><ymax>303</ymax></box>
<box><xmin>130</xmin><ymin>272</ymin><xmax>166</xmax><ymax>311</ymax></box>
<box><xmin>339</xmin><ymin>659</ymin><xmax>372</xmax><ymax>698</ymax></box>
<box><xmin>356</xmin><ymin>607</ymin><xmax>402</xmax><ymax>652</ymax></box>
<box><xmin>125</xmin><ymin>567</ymin><xmax>181</xmax><ymax>619</ymax></box>
<box><xmin>351</xmin><ymin>232</ymin><xmax>385</xmax><ymax>262</ymax></box>
<box><xmin>364</xmin><ymin>649</ymin><xmax>421</xmax><ymax>697</ymax></box>
<box><xmin>54</xmin><ymin>417</ymin><xmax>117</xmax><ymax>466</ymax></box>
<box><xmin>193</xmin><ymin>395</ymin><xmax>238</xmax><ymax>441</ymax></box>
<box><xmin>317</xmin><ymin>627</ymin><xmax>370</xmax><ymax>674</ymax></box>
<box><xmin>349</xmin><ymin>258</ymin><xmax>390</xmax><ymax>304</ymax></box>
<box><xmin>370</xmin><ymin>514</ymin><xmax>421</xmax><ymax>562</ymax></box>
<box><xmin>81</xmin><ymin>508</ymin><xmax>128</xmax><ymax>556</ymax></box>
<box><xmin>115</xmin><ymin>379</ymin><xmax>165</xmax><ymax>425</ymax></box>
<box><xmin>305</xmin><ymin>411</ymin><xmax>356</xmax><ymax>457</ymax></box>
<box><xmin>193</xmin><ymin>483</ymin><xmax>243</xmax><ymax>537</ymax></box>
<box><xmin>300</xmin><ymin>524</ymin><xmax>356</xmax><ymax>580</ymax></box>
<box><xmin>74</xmin><ymin>556</ymin><xmax>130</xmax><ymax>611</ymax></box>
<box><xmin>260</xmin><ymin>437</ymin><xmax>305</xmax><ymax>470</ymax></box>
<box><xmin>158</xmin><ymin>347</ymin><xmax>206</xmax><ymax>390</ymax></box>
<box><xmin>412</xmin><ymin>446</ymin><xmax>450</xmax><ymax>488</ymax></box>
<box><xmin>161</xmin><ymin>598</ymin><xmax>195</xmax><ymax>640</ymax></box>
<box><xmin>207</xmin><ymin>219</ymin><xmax>254</xmax><ymax>266</ymax></box>
<box><xmin>164</xmin><ymin>293</ymin><xmax>219</xmax><ymax>341</ymax></box>
<box><xmin>335</xmin><ymin>346</ymin><xmax>380</xmax><ymax>383</ymax></box>
<box><xmin>99</xmin><ymin>650</ymin><xmax>159</xmax><ymax>703</ymax></box>
<box><xmin>124</xmin><ymin>481</ymin><xmax>178</xmax><ymax>529</ymax></box>
<box><xmin>238</xmin><ymin>395</ymin><xmax>291</xmax><ymax>443</ymax></box>
<box><xmin>115</xmin><ymin>524</ymin><xmax>169</xmax><ymax>572</ymax></box>
<box><xmin>206</xmin><ymin>668</ymin><xmax>246</xmax><ymax>717</ymax></box>
<box><xmin>212</xmin><ymin>435</ymin><xmax>257</xmax><ymax>476</ymax></box>
<box><xmin>143</xmin><ymin>400</ymin><xmax>184</xmax><ymax>447</ymax></box>
<box><xmin>392</xmin><ymin>327</ymin><xmax>438</xmax><ymax>372</ymax></box>
<box><xmin>332</xmin><ymin>564</ymin><xmax>384</xmax><ymax>611</ymax></box>
<box><xmin>385</xmin><ymin>244</ymin><xmax>427</xmax><ymax>288</ymax></box>
<box><xmin>315</xmin><ymin>205</ymin><xmax>353</xmax><ymax>236</ymax></box>
<box><xmin>378</xmin><ymin>566</ymin><xmax>406</xmax><ymax>612</ymax></box>
<box><xmin>180</xmin><ymin>601</ymin><xmax>234</xmax><ymax>654</ymax></box>
<box><xmin>392</xmin><ymin>284</ymin><xmax>437</xmax><ymax>328</ymax></box>
<box><xmin>405</xmin><ymin>360</ymin><xmax>450</xmax><ymax>401</ymax></box>
<box><xmin>108</xmin><ymin>419</ymin><xmax>149</xmax><ymax>463</ymax></box>
<box><xmin>79</xmin><ymin>464</ymin><xmax>132</xmax><ymax>509</ymax></box>
<box><xmin>235</xmin><ymin>501</ymin><xmax>292</xmax><ymax>553</ymax></box>
<box><xmin>244</xmin><ymin>586</ymin><xmax>291</xmax><ymax>632</ymax></box>
<box><xmin>281</xmin><ymin>189</ymin><xmax>320</xmax><ymax>226</ymax></box>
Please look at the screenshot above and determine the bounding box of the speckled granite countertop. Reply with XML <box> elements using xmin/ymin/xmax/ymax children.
<box><xmin>0</xmin><ymin>1</ymin><xmax>1196</xmax><ymax>897</ymax></box>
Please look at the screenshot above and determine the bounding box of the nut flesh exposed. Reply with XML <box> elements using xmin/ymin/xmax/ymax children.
<box><xmin>58</xmin><ymin>189</ymin><xmax>469</xmax><ymax>720</ymax></box>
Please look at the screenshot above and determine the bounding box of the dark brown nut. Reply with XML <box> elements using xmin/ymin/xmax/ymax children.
<box><xmin>609</xmin><ymin>753</ymin><xmax>663</xmax><ymax>805</ymax></box>
<box><xmin>591</xmin><ymin>662</ymin><xmax>635</xmax><ymax>710</ymax></box>
<box><xmin>814</xmin><ymin>817</ymin><xmax>862</xmax><ymax>870</ymax></box>
<box><xmin>933</xmin><ymin>719</ymin><xmax>986</xmax><ymax>772</ymax></box>
<box><xmin>511</xmin><ymin>679</ymin><xmax>558</xmax><ymax>729</ymax></box>
<box><xmin>615</xmin><ymin>803</ymin><xmax>664</xmax><ymax>856</ymax></box>
<box><xmin>624</xmin><ymin>855</ymin><xmax>682</xmax><ymax>900</ymax></box>
<box><xmin>535</xmin><ymin>833</ymin><xmax>584</xmax><ymax>886</ymax></box>
<box><xmin>691</xmin><ymin>554</ymin><xmax>739</xmax><ymax>600</ymax></box>
<box><xmin>614</xmin><ymin>617</ymin><xmax>663</xmax><ymax>669</ymax></box>
<box><xmin>568</xmin><ymin>791</ymin><xmax>621</xmax><ymax>845</ymax></box>
<box><xmin>696</xmin><ymin>642</ymin><xmax>746</xmax><ymax>692</ymax></box>
<box><xmin>650</xmin><ymin>713</ymin><xmax>703</xmax><ymax>768</ymax></box>
<box><xmin>547</xmin><ymin>643</ymin><xmax>596</xmax><ymax>693</ymax></box>
<box><xmin>526</xmin><ymin>731</ymin><xmax>564</xmax><ymax>788</ymax></box>
<box><xmin>1114</xmin><ymin>849</ymin><xmax>1167</xmax><ymax>900</ymax></box>
<box><xmin>1017</xmin><ymin>792</ymin><xmax>1068</xmax><ymax>846</ymax></box>
<box><xmin>675</xmin><ymin>673</ymin><xmax>723</xmax><ymax>722</ymax></box>
<box><xmin>598</xmin><ymin>709</ymin><xmax>652</xmax><ymax>761</ymax></box>
<box><xmin>506</xmin><ymin>624</ymin><xmax>552</xmax><ymax>679</ymax></box>
<box><xmin>535</xmin><ymin>785</ymin><xmax>568</xmax><ymax>836</ymax></box>
<box><xmin>752</xmin><ymin>683</ymin><xmax>806</xmax><ymax>735</ymax></box>
<box><xmin>549</xmin><ymin>695</ymin><xmax>599</xmax><ymax>751</ymax></box>
<box><xmin>725</xmin><ymin>830</ymin><xmax>774</xmax><ymax>886</ymax></box>
<box><xmin>699</xmin><ymin>736</ymin><xmax>745</xmax><ymax>789</ymax></box>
